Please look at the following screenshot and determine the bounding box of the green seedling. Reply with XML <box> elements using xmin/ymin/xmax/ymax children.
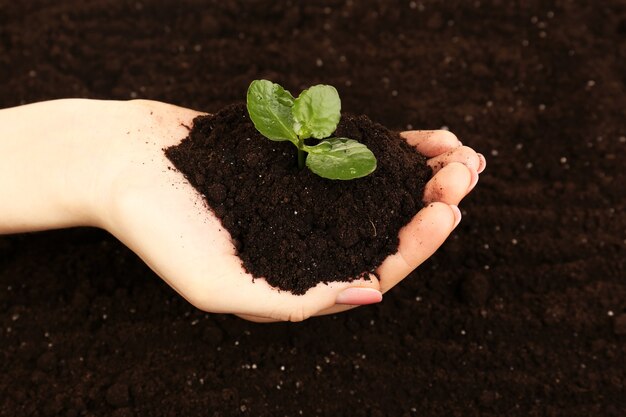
<box><xmin>246</xmin><ymin>79</ymin><xmax>377</xmax><ymax>180</ymax></box>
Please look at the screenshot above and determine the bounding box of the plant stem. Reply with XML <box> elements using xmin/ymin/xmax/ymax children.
<box><xmin>297</xmin><ymin>148</ymin><xmax>306</xmax><ymax>170</ymax></box>
<box><xmin>296</xmin><ymin>136</ymin><xmax>306</xmax><ymax>169</ymax></box>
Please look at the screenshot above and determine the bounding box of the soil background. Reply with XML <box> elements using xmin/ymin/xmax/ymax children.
<box><xmin>1</xmin><ymin>1</ymin><xmax>625</xmax><ymax>416</ymax></box>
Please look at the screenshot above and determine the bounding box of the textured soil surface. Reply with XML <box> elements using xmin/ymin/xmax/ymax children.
<box><xmin>1</xmin><ymin>1</ymin><xmax>625</xmax><ymax>416</ymax></box>
<box><xmin>165</xmin><ymin>104</ymin><xmax>430</xmax><ymax>294</ymax></box>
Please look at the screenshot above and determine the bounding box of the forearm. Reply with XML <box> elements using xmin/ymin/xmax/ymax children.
<box><xmin>0</xmin><ymin>99</ymin><xmax>108</xmax><ymax>233</ymax></box>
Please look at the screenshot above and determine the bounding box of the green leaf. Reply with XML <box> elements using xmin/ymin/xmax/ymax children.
<box><xmin>302</xmin><ymin>141</ymin><xmax>332</xmax><ymax>154</ymax></box>
<box><xmin>305</xmin><ymin>138</ymin><xmax>377</xmax><ymax>180</ymax></box>
<box><xmin>246</xmin><ymin>80</ymin><xmax>298</xmax><ymax>143</ymax></box>
<box><xmin>292</xmin><ymin>85</ymin><xmax>341</xmax><ymax>139</ymax></box>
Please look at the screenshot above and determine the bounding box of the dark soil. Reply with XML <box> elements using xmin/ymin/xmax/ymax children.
<box><xmin>1</xmin><ymin>1</ymin><xmax>626</xmax><ymax>417</ymax></box>
<box><xmin>165</xmin><ymin>104</ymin><xmax>430</xmax><ymax>294</ymax></box>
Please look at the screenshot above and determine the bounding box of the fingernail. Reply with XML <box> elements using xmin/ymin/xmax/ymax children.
<box><xmin>468</xmin><ymin>170</ymin><xmax>479</xmax><ymax>192</ymax></box>
<box><xmin>335</xmin><ymin>288</ymin><xmax>382</xmax><ymax>305</ymax></box>
<box><xmin>450</xmin><ymin>205</ymin><xmax>462</xmax><ymax>228</ymax></box>
<box><xmin>477</xmin><ymin>153</ymin><xmax>486</xmax><ymax>173</ymax></box>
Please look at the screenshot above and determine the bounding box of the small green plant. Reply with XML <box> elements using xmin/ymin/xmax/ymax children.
<box><xmin>246</xmin><ymin>79</ymin><xmax>377</xmax><ymax>180</ymax></box>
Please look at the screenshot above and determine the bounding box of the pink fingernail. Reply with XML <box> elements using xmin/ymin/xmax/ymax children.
<box><xmin>477</xmin><ymin>153</ymin><xmax>486</xmax><ymax>173</ymax></box>
<box><xmin>335</xmin><ymin>288</ymin><xmax>382</xmax><ymax>305</ymax></box>
<box><xmin>450</xmin><ymin>205</ymin><xmax>462</xmax><ymax>228</ymax></box>
<box><xmin>468</xmin><ymin>170</ymin><xmax>479</xmax><ymax>192</ymax></box>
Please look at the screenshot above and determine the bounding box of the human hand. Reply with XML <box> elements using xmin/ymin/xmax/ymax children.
<box><xmin>90</xmin><ymin>99</ymin><xmax>484</xmax><ymax>322</ymax></box>
<box><xmin>0</xmin><ymin>98</ymin><xmax>484</xmax><ymax>322</ymax></box>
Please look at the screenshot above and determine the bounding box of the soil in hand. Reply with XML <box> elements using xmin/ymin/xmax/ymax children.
<box><xmin>165</xmin><ymin>103</ymin><xmax>432</xmax><ymax>294</ymax></box>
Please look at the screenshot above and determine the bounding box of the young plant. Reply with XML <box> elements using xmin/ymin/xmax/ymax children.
<box><xmin>246</xmin><ymin>79</ymin><xmax>377</xmax><ymax>180</ymax></box>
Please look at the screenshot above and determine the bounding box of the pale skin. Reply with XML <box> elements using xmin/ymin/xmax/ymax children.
<box><xmin>0</xmin><ymin>99</ymin><xmax>485</xmax><ymax>322</ymax></box>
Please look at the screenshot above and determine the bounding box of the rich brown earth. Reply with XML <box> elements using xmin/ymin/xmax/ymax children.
<box><xmin>1</xmin><ymin>1</ymin><xmax>625</xmax><ymax>416</ymax></box>
<box><xmin>165</xmin><ymin>104</ymin><xmax>430</xmax><ymax>294</ymax></box>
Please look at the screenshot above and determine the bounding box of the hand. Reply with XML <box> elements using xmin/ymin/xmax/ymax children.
<box><xmin>93</xmin><ymin>99</ymin><xmax>485</xmax><ymax>322</ymax></box>
<box><xmin>0</xmin><ymin>99</ymin><xmax>484</xmax><ymax>322</ymax></box>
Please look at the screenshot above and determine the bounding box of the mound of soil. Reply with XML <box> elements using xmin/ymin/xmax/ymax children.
<box><xmin>165</xmin><ymin>104</ymin><xmax>431</xmax><ymax>294</ymax></box>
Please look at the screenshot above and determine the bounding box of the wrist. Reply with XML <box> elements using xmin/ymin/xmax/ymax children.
<box><xmin>0</xmin><ymin>99</ymin><xmax>117</xmax><ymax>233</ymax></box>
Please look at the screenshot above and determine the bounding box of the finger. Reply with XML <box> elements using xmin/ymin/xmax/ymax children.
<box><xmin>423</xmin><ymin>162</ymin><xmax>474</xmax><ymax>204</ymax></box>
<box><xmin>314</xmin><ymin>303</ymin><xmax>359</xmax><ymax>317</ymax></box>
<box><xmin>191</xmin><ymin>260</ymin><xmax>382</xmax><ymax>322</ymax></box>
<box><xmin>376</xmin><ymin>203</ymin><xmax>460</xmax><ymax>293</ymax></box>
<box><xmin>237</xmin><ymin>281</ymin><xmax>382</xmax><ymax>321</ymax></box>
<box><xmin>240</xmin><ymin>302</ymin><xmax>362</xmax><ymax>321</ymax></box>
<box><xmin>400</xmin><ymin>130</ymin><xmax>462</xmax><ymax>157</ymax></box>
<box><xmin>427</xmin><ymin>145</ymin><xmax>481</xmax><ymax>174</ymax></box>
<box><xmin>311</xmin><ymin>277</ymin><xmax>385</xmax><ymax>317</ymax></box>
<box><xmin>477</xmin><ymin>153</ymin><xmax>487</xmax><ymax>173</ymax></box>
<box><xmin>236</xmin><ymin>313</ymin><xmax>280</xmax><ymax>323</ymax></box>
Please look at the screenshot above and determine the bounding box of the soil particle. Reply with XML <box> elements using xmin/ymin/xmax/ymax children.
<box><xmin>106</xmin><ymin>382</ymin><xmax>131</xmax><ymax>408</ymax></box>
<box><xmin>479</xmin><ymin>390</ymin><xmax>499</xmax><ymax>407</ymax></box>
<box><xmin>458</xmin><ymin>272</ymin><xmax>491</xmax><ymax>305</ymax></box>
<box><xmin>111</xmin><ymin>408</ymin><xmax>135</xmax><ymax>417</ymax></box>
<box><xmin>43</xmin><ymin>395</ymin><xmax>64</xmax><ymax>417</ymax></box>
<box><xmin>30</xmin><ymin>370</ymin><xmax>47</xmax><ymax>385</ymax></box>
<box><xmin>613</xmin><ymin>314</ymin><xmax>626</xmax><ymax>336</ymax></box>
<box><xmin>201</xmin><ymin>325</ymin><xmax>224</xmax><ymax>344</ymax></box>
<box><xmin>36</xmin><ymin>352</ymin><xmax>57</xmax><ymax>373</ymax></box>
<box><xmin>166</xmin><ymin>103</ymin><xmax>431</xmax><ymax>294</ymax></box>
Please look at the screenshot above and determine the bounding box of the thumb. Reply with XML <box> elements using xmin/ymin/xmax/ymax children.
<box><xmin>232</xmin><ymin>274</ymin><xmax>382</xmax><ymax>323</ymax></box>
<box><xmin>376</xmin><ymin>202</ymin><xmax>461</xmax><ymax>293</ymax></box>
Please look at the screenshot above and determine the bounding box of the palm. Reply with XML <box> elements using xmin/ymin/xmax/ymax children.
<box><xmin>104</xmin><ymin>101</ymin><xmax>483</xmax><ymax>322</ymax></box>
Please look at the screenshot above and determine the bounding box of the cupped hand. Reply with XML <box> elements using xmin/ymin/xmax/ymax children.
<box><xmin>97</xmin><ymin>100</ymin><xmax>485</xmax><ymax>322</ymax></box>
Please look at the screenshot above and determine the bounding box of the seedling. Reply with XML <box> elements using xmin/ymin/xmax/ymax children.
<box><xmin>246</xmin><ymin>79</ymin><xmax>377</xmax><ymax>180</ymax></box>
